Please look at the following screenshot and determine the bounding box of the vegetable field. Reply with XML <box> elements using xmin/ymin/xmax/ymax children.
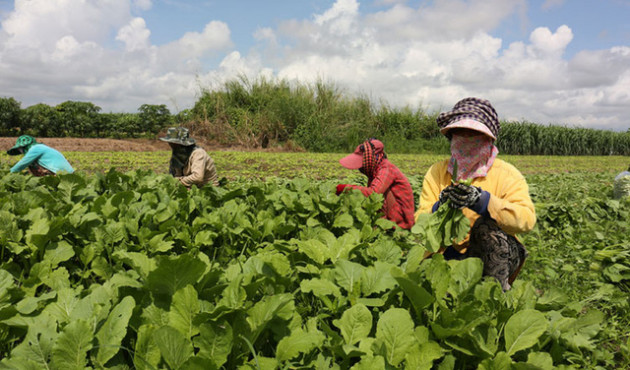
<box><xmin>0</xmin><ymin>154</ymin><xmax>628</xmax><ymax>369</ymax></box>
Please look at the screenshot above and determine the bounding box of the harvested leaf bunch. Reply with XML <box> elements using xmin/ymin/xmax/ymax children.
<box><xmin>613</xmin><ymin>172</ymin><xmax>630</xmax><ymax>199</ymax></box>
<box><xmin>412</xmin><ymin>159</ymin><xmax>471</xmax><ymax>253</ymax></box>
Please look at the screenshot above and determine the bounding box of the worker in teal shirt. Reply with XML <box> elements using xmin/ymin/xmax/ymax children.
<box><xmin>7</xmin><ymin>135</ymin><xmax>74</xmax><ymax>176</ymax></box>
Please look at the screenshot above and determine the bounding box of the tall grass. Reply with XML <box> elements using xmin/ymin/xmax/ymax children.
<box><xmin>187</xmin><ymin>76</ymin><xmax>630</xmax><ymax>155</ymax></box>
<box><xmin>188</xmin><ymin>76</ymin><xmax>441</xmax><ymax>153</ymax></box>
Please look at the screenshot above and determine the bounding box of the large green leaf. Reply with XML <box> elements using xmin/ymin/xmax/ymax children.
<box><xmin>504</xmin><ymin>309</ymin><xmax>548</xmax><ymax>356</ymax></box>
<box><xmin>147</xmin><ymin>233</ymin><xmax>174</xmax><ymax>253</ymax></box>
<box><xmin>146</xmin><ymin>254</ymin><xmax>206</xmax><ymax>297</ymax></box>
<box><xmin>154</xmin><ymin>325</ymin><xmax>194</xmax><ymax>370</ymax></box>
<box><xmin>133</xmin><ymin>324</ymin><xmax>161</xmax><ymax>370</ymax></box>
<box><xmin>404</xmin><ymin>341</ymin><xmax>444</xmax><ymax>370</ymax></box>
<box><xmin>9</xmin><ymin>314</ymin><xmax>58</xmax><ymax>368</ymax></box>
<box><xmin>246</xmin><ymin>293</ymin><xmax>294</xmax><ymax>342</ymax></box>
<box><xmin>333</xmin><ymin>304</ymin><xmax>373</xmax><ymax>345</ymax></box>
<box><xmin>42</xmin><ymin>241</ymin><xmax>75</xmax><ymax>268</ymax></box>
<box><xmin>276</xmin><ymin>326</ymin><xmax>325</xmax><ymax>362</ymax></box>
<box><xmin>514</xmin><ymin>352</ymin><xmax>554</xmax><ymax>370</ymax></box>
<box><xmin>25</xmin><ymin>217</ymin><xmax>51</xmax><ymax>248</ymax></box>
<box><xmin>51</xmin><ymin>320</ymin><xmax>93</xmax><ymax>370</ymax></box>
<box><xmin>391</xmin><ymin>268</ymin><xmax>435</xmax><ymax>315</ymax></box>
<box><xmin>361</xmin><ymin>262</ymin><xmax>397</xmax><ymax>296</ymax></box>
<box><xmin>478</xmin><ymin>351</ymin><xmax>513</xmax><ymax>370</ymax></box>
<box><xmin>169</xmin><ymin>285</ymin><xmax>200</xmax><ymax>338</ymax></box>
<box><xmin>374</xmin><ymin>308</ymin><xmax>415</xmax><ymax>367</ymax></box>
<box><xmin>194</xmin><ymin>321</ymin><xmax>233</xmax><ymax>368</ymax></box>
<box><xmin>334</xmin><ymin>259</ymin><xmax>365</xmax><ymax>295</ymax></box>
<box><xmin>350</xmin><ymin>355</ymin><xmax>385</xmax><ymax>370</ymax></box>
<box><xmin>112</xmin><ymin>251</ymin><xmax>156</xmax><ymax>279</ymax></box>
<box><xmin>447</xmin><ymin>258</ymin><xmax>483</xmax><ymax>298</ymax></box>
<box><xmin>0</xmin><ymin>269</ymin><xmax>14</xmax><ymax>292</ymax></box>
<box><xmin>300</xmin><ymin>278</ymin><xmax>342</xmax><ymax>298</ymax></box>
<box><xmin>95</xmin><ymin>296</ymin><xmax>136</xmax><ymax>365</ymax></box>
<box><xmin>295</xmin><ymin>239</ymin><xmax>329</xmax><ymax>265</ymax></box>
<box><xmin>16</xmin><ymin>291</ymin><xmax>56</xmax><ymax>315</ymax></box>
<box><xmin>328</xmin><ymin>230</ymin><xmax>362</xmax><ymax>262</ymax></box>
<box><xmin>560</xmin><ymin>309</ymin><xmax>604</xmax><ymax>351</ymax></box>
<box><xmin>218</xmin><ymin>275</ymin><xmax>247</xmax><ymax>309</ymax></box>
<box><xmin>333</xmin><ymin>213</ymin><xmax>354</xmax><ymax>228</ymax></box>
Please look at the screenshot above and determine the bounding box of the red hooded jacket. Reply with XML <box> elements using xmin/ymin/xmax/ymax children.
<box><xmin>345</xmin><ymin>159</ymin><xmax>415</xmax><ymax>229</ymax></box>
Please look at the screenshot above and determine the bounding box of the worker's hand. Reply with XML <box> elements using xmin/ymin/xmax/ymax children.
<box><xmin>336</xmin><ymin>184</ymin><xmax>350</xmax><ymax>195</ymax></box>
<box><xmin>438</xmin><ymin>185</ymin><xmax>456</xmax><ymax>208</ymax></box>
<box><xmin>448</xmin><ymin>183</ymin><xmax>482</xmax><ymax>209</ymax></box>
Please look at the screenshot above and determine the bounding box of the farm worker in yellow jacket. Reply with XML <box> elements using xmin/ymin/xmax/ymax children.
<box><xmin>7</xmin><ymin>135</ymin><xmax>74</xmax><ymax>176</ymax></box>
<box><xmin>416</xmin><ymin>97</ymin><xmax>536</xmax><ymax>290</ymax></box>
<box><xmin>159</xmin><ymin>127</ymin><xmax>219</xmax><ymax>188</ymax></box>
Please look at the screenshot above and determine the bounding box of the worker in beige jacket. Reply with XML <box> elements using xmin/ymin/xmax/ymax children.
<box><xmin>159</xmin><ymin>127</ymin><xmax>219</xmax><ymax>188</ymax></box>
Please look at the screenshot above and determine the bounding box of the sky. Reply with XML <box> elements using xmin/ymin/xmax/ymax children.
<box><xmin>0</xmin><ymin>0</ymin><xmax>629</xmax><ymax>131</ymax></box>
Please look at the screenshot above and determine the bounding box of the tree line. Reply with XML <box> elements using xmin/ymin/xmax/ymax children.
<box><xmin>0</xmin><ymin>98</ymin><xmax>179</xmax><ymax>138</ymax></box>
<box><xmin>2</xmin><ymin>77</ymin><xmax>630</xmax><ymax>155</ymax></box>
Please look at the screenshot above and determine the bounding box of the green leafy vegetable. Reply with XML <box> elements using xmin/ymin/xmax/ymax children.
<box><xmin>413</xmin><ymin>159</ymin><xmax>471</xmax><ymax>252</ymax></box>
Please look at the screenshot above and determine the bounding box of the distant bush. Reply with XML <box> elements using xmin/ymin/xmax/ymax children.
<box><xmin>188</xmin><ymin>76</ymin><xmax>443</xmax><ymax>153</ymax></box>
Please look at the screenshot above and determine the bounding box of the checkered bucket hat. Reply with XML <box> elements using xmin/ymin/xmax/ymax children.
<box><xmin>159</xmin><ymin>127</ymin><xmax>196</xmax><ymax>146</ymax></box>
<box><xmin>436</xmin><ymin>97</ymin><xmax>500</xmax><ymax>139</ymax></box>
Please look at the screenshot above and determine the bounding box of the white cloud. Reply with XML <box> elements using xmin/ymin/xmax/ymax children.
<box><xmin>528</xmin><ymin>25</ymin><xmax>573</xmax><ymax>57</ymax></box>
<box><xmin>2</xmin><ymin>0</ymin><xmax>130</xmax><ymax>49</ymax></box>
<box><xmin>0</xmin><ymin>0</ymin><xmax>628</xmax><ymax>131</ymax></box>
<box><xmin>0</xmin><ymin>0</ymin><xmax>233</xmax><ymax>113</ymax></box>
<box><xmin>263</xmin><ymin>1</ymin><xmax>629</xmax><ymax>130</ymax></box>
<box><xmin>169</xmin><ymin>21</ymin><xmax>233</xmax><ymax>58</ymax></box>
<box><xmin>116</xmin><ymin>17</ymin><xmax>151</xmax><ymax>52</ymax></box>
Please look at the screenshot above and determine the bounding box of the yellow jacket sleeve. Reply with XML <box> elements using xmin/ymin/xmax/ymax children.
<box><xmin>485</xmin><ymin>161</ymin><xmax>536</xmax><ymax>235</ymax></box>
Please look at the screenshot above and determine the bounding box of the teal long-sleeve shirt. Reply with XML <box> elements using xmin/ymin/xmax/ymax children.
<box><xmin>10</xmin><ymin>144</ymin><xmax>74</xmax><ymax>174</ymax></box>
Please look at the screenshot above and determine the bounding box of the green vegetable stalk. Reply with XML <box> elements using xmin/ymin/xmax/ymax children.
<box><xmin>412</xmin><ymin>159</ymin><xmax>471</xmax><ymax>253</ymax></box>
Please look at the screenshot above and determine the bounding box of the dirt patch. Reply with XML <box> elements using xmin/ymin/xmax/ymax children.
<box><xmin>0</xmin><ymin>137</ymin><xmax>305</xmax><ymax>152</ymax></box>
<box><xmin>0</xmin><ymin>137</ymin><xmax>170</xmax><ymax>152</ymax></box>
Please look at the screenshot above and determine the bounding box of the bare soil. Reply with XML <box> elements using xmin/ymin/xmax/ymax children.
<box><xmin>0</xmin><ymin>137</ymin><xmax>304</xmax><ymax>152</ymax></box>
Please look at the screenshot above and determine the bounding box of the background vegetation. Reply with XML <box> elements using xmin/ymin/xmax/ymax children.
<box><xmin>1</xmin><ymin>77</ymin><xmax>629</xmax><ymax>155</ymax></box>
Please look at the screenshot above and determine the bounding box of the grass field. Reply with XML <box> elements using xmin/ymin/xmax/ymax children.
<box><xmin>2</xmin><ymin>151</ymin><xmax>627</xmax><ymax>179</ymax></box>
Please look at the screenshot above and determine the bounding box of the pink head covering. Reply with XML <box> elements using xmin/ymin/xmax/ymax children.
<box><xmin>339</xmin><ymin>139</ymin><xmax>385</xmax><ymax>169</ymax></box>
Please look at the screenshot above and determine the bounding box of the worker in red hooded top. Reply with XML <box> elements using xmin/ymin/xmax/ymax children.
<box><xmin>336</xmin><ymin>138</ymin><xmax>415</xmax><ymax>229</ymax></box>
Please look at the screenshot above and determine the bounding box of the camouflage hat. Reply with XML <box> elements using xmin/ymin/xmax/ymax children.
<box><xmin>7</xmin><ymin>135</ymin><xmax>37</xmax><ymax>156</ymax></box>
<box><xmin>159</xmin><ymin>127</ymin><xmax>196</xmax><ymax>146</ymax></box>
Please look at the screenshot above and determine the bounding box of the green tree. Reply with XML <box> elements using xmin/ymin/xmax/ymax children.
<box><xmin>0</xmin><ymin>97</ymin><xmax>22</xmax><ymax>135</ymax></box>
<box><xmin>21</xmin><ymin>103</ymin><xmax>59</xmax><ymax>137</ymax></box>
<box><xmin>138</xmin><ymin>104</ymin><xmax>171</xmax><ymax>134</ymax></box>
<box><xmin>55</xmin><ymin>101</ymin><xmax>101</xmax><ymax>137</ymax></box>
<box><xmin>117</xmin><ymin>113</ymin><xmax>142</xmax><ymax>138</ymax></box>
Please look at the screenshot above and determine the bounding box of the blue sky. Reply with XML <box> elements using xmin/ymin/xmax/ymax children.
<box><xmin>1</xmin><ymin>0</ymin><xmax>629</xmax><ymax>131</ymax></box>
<box><xmin>140</xmin><ymin>1</ymin><xmax>630</xmax><ymax>58</ymax></box>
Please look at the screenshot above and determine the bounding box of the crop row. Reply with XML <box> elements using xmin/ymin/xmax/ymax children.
<box><xmin>0</xmin><ymin>167</ymin><xmax>628</xmax><ymax>368</ymax></box>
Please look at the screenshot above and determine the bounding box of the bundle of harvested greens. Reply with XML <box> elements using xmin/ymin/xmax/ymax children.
<box><xmin>613</xmin><ymin>171</ymin><xmax>630</xmax><ymax>199</ymax></box>
<box><xmin>412</xmin><ymin>160</ymin><xmax>472</xmax><ymax>253</ymax></box>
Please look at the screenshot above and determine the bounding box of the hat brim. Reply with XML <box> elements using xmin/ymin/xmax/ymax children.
<box><xmin>440</xmin><ymin>118</ymin><xmax>496</xmax><ymax>140</ymax></box>
<box><xmin>159</xmin><ymin>137</ymin><xmax>196</xmax><ymax>146</ymax></box>
<box><xmin>7</xmin><ymin>145</ymin><xmax>23</xmax><ymax>156</ymax></box>
<box><xmin>339</xmin><ymin>153</ymin><xmax>363</xmax><ymax>169</ymax></box>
